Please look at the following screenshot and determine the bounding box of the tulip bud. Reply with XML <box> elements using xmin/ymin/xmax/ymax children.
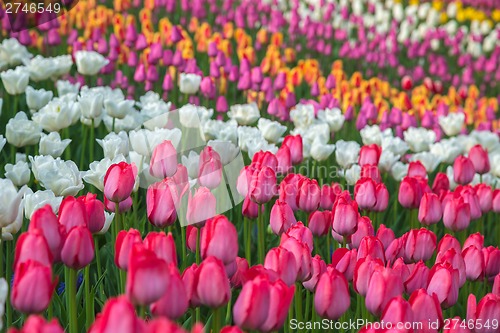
<box><xmin>358</xmin><ymin>144</ymin><xmax>382</xmax><ymax>167</ymax></box>
<box><xmin>407</xmin><ymin>161</ymin><xmax>427</xmax><ymax>178</ymax></box>
<box><xmin>314</xmin><ymin>268</ymin><xmax>351</xmax><ymax>320</ymax></box>
<box><xmin>150</xmin><ymin>140</ymin><xmax>178</xmax><ymax>179</ymax></box>
<box><xmin>350</xmin><ymin>216</ymin><xmax>374</xmax><ymax>249</ymax></box>
<box><xmin>475</xmin><ymin>184</ymin><xmax>492</xmax><ymax>213</ymax></box>
<box><xmin>58</xmin><ymin>196</ymin><xmax>88</xmax><ymax>233</ymax></box>
<box><xmin>104</xmin><ymin>162</ymin><xmax>137</xmax><ymax>203</ymax></box>
<box><xmin>264</xmin><ymin>247</ymin><xmax>298</xmax><ymax>286</ymax></box>
<box><xmin>249</xmin><ymin>167</ymin><xmax>277</xmax><ymax>204</ymax></box>
<box><xmin>443</xmin><ymin>197</ymin><xmax>471</xmax><ymax>232</ymax></box>
<box><xmin>482</xmin><ymin>246</ymin><xmax>500</xmax><ymax>279</ymax></box>
<box><xmin>242</xmin><ymin>196</ymin><xmax>260</xmax><ymax>219</ymax></box>
<box><xmin>61</xmin><ymin>226</ymin><xmax>95</xmax><ymax>269</ymax></box>
<box><xmin>79</xmin><ymin>193</ymin><xmax>106</xmax><ymax>234</ymax></box>
<box><xmin>365</xmin><ymin>267</ymin><xmax>404</xmax><ymax>316</ymax></box>
<box><xmin>195</xmin><ymin>256</ymin><xmax>231</xmax><ymax>308</ymax></box>
<box><xmin>115</xmin><ymin>229</ymin><xmax>142</xmax><ymax>270</ymax></box>
<box><xmin>233</xmin><ymin>276</ymin><xmax>271</xmax><ymax>330</ymax></box>
<box><xmin>14</xmin><ymin>229</ymin><xmax>53</xmax><ymax>269</ymax></box>
<box><xmin>201</xmin><ymin>215</ymin><xmax>238</xmax><ymax>265</ymax></box>
<box><xmin>278</xmin><ymin>173</ymin><xmax>303</xmax><ymax>211</ymax></box>
<box><xmin>468</xmin><ymin>144</ymin><xmax>490</xmax><ymax>175</ymax></box>
<box><xmin>403</xmin><ymin>228</ymin><xmax>437</xmax><ymax>263</ymax></box>
<box><xmin>418</xmin><ymin>192</ymin><xmax>443</xmax><ymax>226</ymax></box>
<box><xmin>28</xmin><ymin>205</ymin><xmax>64</xmax><ymax>262</ymax></box>
<box><xmin>358</xmin><ymin>236</ymin><xmax>386</xmax><ymax>264</ymax></box>
<box><xmin>198</xmin><ymin>146</ymin><xmax>223</xmax><ymax>189</ymax></box>
<box><xmin>453</xmin><ymin>156</ymin><xmax>475</xmax><ymax>185</ymax></box>
<box><xmin>462</xmin><ymin>245</ymin><xmax>485</xmax><ymax>281</ymax></box>
<box><xmin>308</xmin><ymin>210</ymin><xmax>332</xmax><ymax>237</ymax></box>
<box><xmin>147</xmin><ymin>179</ymin><xmax>178</xmax><ymax>228</ymax></box>
<box><xmin>332</xmin><ymin>195</ymin><xmax>359</xmax><ymax>237</ymax></box>
<box><xmin>144</xmin><ymin>232</ymin><xmax>177</xmax><ymax>266</ymax></box>
<box><xmin>270</xmin><ymin>200</ymin><xmax>297</xmax><ymax>235</ymax></box>
<box><xmin>282</xmin><ymin>135</ymin><xmax>303</xmax><ymax>165</ymax></box>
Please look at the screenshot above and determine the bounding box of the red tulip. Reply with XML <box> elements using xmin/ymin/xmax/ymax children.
<box><xmin>332</xmin><ymin>194</ymin><xmax>359</xmax><ymax>237</ymax></box>
<box><xmin>11</xmin><ymin>260</ymin><xmax>56</xmax><ymax>314</ymax></box>
<box><xmin>249</xmin><ymin>166</ymin><xmax>277</xmax><ymax>204</ymax></box>
<box><xmin>144</xmin><ymin>232</ymin><xmax>177</xmax><ymax>266</ymax></box>
<box><xmin>233</xmin><ymin>276</ymin><xmax>271</xmax><ymax>330</ymax></box>
<box><xmin>408</xmin><ymin>161</ymin><xmax>428</xmax><ymax>178</ymax></box>
<box><xmin>418</xmin><ymin>192</ymin><xmax>443</xmax><ymax>226</ymax></box>
<box><xmin>115</xmin><ymin>229</ymin><xmax>142</xmax><ymax>270</ymax></box>
<box><xmin>462</xmin><ymin>245</ymin><xmax>485</xmax><ymax>281</ymax></box>
<box><xmin>303</xmin><ymin>255</ymin><xmax>327</xmax><ymax>291</ymax></box>
<box><xmin>402</xmin><ymin>76</ymin><xmax>413</xmax><ymax>90</ymax></box>
<box><xmin>453</xmin><ymin>156</ymin><xmax>475</xmax><ymax>185</ymax></box>
<box><xmin>297</xmin><ymin>177</ymin><xmax>321</xmax><ymax>213</ymax></box>
<box><xmin>358</xmin><ymin>236</ymin><xmax>386</xmax><ymax>264</ymax></box>
<box><xmin>198</xmin><ymin>146</ymin><xmax>223</xmax><ymax>189</ymax></box>
<box><xmin>308</xmin><ymin>210</ymin><xmax>331</xmax><ymax>237</ymax></box>
<box><xmin>467</xmin><ymin>294</ymin><xmax>500</xmax><ymax>333</ymax></box>
<box><xmin>201</xmin><ymin>215</ymin><xmax>238</xmax><ymax>264</ymax></box>
<box><xmin>88</xmin><ymin>296</ymin><xmax>143</xmax><ymax>333</ymax></box>
<box><xmin>404</xmin><ymin>261</ymin><xmax>430</xmax><ymax>294</ymax></box>
<box><xmin>468</xmin><ymin>144</ymin><xmax>490</xmax><ymax>174</ymax></box>
<box><xmin>427</xmin><ymin>262</ymin><xmax>460</xmax><ymax>308</ymax></box>
<box><xmin>331</xmin><ymin>248</ymin><xmax>357</xmax><ymax>281</ymax></box>
<box><xmin>398</xmin><ymin>176</ymin><xmax>429</xmax><ymax>209</ymax></box>
<box><xmin>186</xmin><ymin>187</ymin><xmax>217</xmax><ymax>226</ymax></box>
<box><xmin>314</xmin><ymin>268</ymin><xmax>351</xmax><ymax>320</ymax></box>
<box><xmin>242</xmin><ymin>195</ymin><xmax>260</xmax><ymax>219</ymax></box>
<box><xmin>409</xmin><ymin>289</ymin><xmax>443</xmax><ymax>331</ymax></box>
<box><xmin>28</xmin><ymin>205</ymin><xmax>64</xmax><ymax>262</ymax></box>
<box><xmin>104</xmin><ymin>162</ymin><xmax>137</xmax><ymax>203</ymax></box>
<box><xmin>150</xmin><ymin>140</ymin><xmax>178</xmax><ymax>179</ymax></box>
<box><xmin>14</xmin><ymin>229</ymin><xmax>53</xmax><ymax>269</ymax></box>
<box><xmin>432</xmin><ymin>172</ymin><xmax>450</xmax><ymax>195</ymax></box>
<box><xmin>61</xmin><ymin>226</ymin><xmax>95</xmax><ymax>270</ymax></box>
<box><xmin>403</xmin><ymin>228</ymin><xmax>437</xmax><ymax>263</ymax></box>
<box><xmin>259</xmin><ymin>279</ymin><xmax>295</xmax><ymax>332</ymax></box>
<box><xmin>264</xmin><ymin>247</ymin><xmax>297</xmax><ymax>286</ymax></box>
<box><xmin>196</xmin><ymin>256</ymin><xmax>231</xmax><ymax>308</ymax></box>
<box><xmin>150</xmin><ymin>263</ymin><xmax>188</xmax><ymax>319</ymax></box>
<box><xmin>358</xmin><ymin>144</ymin><xmax>382</xmax><ymax>167</ymax></box>
<box><xmin>147</xmin><ymin>179</ymin><xmax>178</xmax><ymax>228</ymax></box>
<box><xmin>443</xmin><ymin>196</ymin><xmax>471</xmax><ymax>232</ymax></box>
<box><xmin>79</xmin><ymin>193</ymin><xmax>106</xmax><ymax>233</ymax></box>
<box><xmin>58</xmin><ymin>196</ymin><xmax>88</xmax><ymax>233</ymax></box>
<box><xmin>270</xmin><ymin>200</ymin><xmax>296</xmax><ymax>235</ymax></box>
<box><xmin>282</xmin><ymin>135</ymin><xmax>303</xmax><ymax>165</ymax></box>
<box><xmin>365</xmin><ymin>267</ymin><xmax>404</xmax><ymax>316</ymax></box>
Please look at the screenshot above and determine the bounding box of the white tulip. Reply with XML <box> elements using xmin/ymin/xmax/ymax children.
<box><xmin>430</xmin><ymin>139</ymin><xmax>462</xmax><ymax>164</ymax></box>
<box><xmin>403</xmin><ymin>127</ymin><xmax>436</xmax><ymax>152</ymax></box>
<box><xmin>290</xmin><ymin>103</ymin><xmax>314</xmax><ymax>129</ymax></box>
<box><xmin>104</xmin><ymin>98</ymin><xmax>134</xmax><ymax>120</ymax></box>
<box><xmin>6</xmin><ymin>112</ymin><xmax>42</xmax><ymax>147</ymax></box>
<box><xmin>78</xmin><ymin>89</ymin><xmax>104</xmax><ymax>119</ymax></box>
<box><xmin>179</xmin><ymin>73</ymin><xmax>202</xmax><ymax>95</ymax></box>
<box><xmin>96</xmin><ymin>212</ymin><xmax>115</xmax><ymax>235</ymax></box>
<box><xmin>470</xmin><ymin>130</ymin><xmax>500</xmax><ymax>153</ymax></box>
<box><xmin>179</xmin><ymin>104</ymin><xmax>214</xmax><ymax>128</ymax></box>
<box><xmin>317</xmin><ymin>107</ymin><xmax>345</xmax><ymax>132</ymax></box>
<box><xmin>228</xmin><ymin>103</ymin><xmax>260</xmax><ymax>125</ymax></box>
<box><xmin>26</xmin><ymin>86</ymin><xmax>53</xmax><ymax>112</ymax></box>
<box><xmin>247</xmin><ymin>138</ymin><xmax>278</xmax><ymax>160</ymax></box>
<box><xmin>0</xmin><ymin>38</ymin><xmax>32</xmax><ymax>68</ymax></box>
<box><xmin>411</xmin><ymin>152</ymin><xmax>441</xmax><ymax>173</ymax></box>
<box><xmin>335</xmin><ymin>140</ymin><xmax>361</xmax><ymax>169</ymax></box>
<box><xmin>203</xmin><ymin>119</ymin><xmax>238</xmax><ymax>144</ymax></box>
<box><xmin>129</xmin><ymin>128</ymin><xmax>182</xmax><ymax>157</ymax></box>
<box><xmin>83</xmin><ymin>155</ymin><xmax>127</xmax><ymax>192</ymax></box>
<box><xmin>29</xmin><ymin>155</ymin><xmax>84</xmax><ymax>196</ymax></box>
<box><xmin>0</xmin><ymin>135</ymin><xmax>5</xmax><ymax>154</ymax></box>
<box><xmin>360</xmin><ymin>124</ymin><xmax>391</xmax><ymax>146</ymax></box>
<box><xmin>5</xmin><ymin>161</ymin><xmax>30</xmax><ymax>187</ymax></box>
<box><xmin>391</xmin><ymin>162</ymin><xmax>408</xmax><ymax>181</ymax></box>
<box><xmin>97</xmin><ymin>131</ymin><xmax>129</xmax><ymax>159</ymax></box>
<box><xmin>310</xmin><ymin>139</ymin><xmax>335</xmax><ymax>162</ymax></box>
<box><xmin>182</xmin><ymin>151</ymin><xmax>200</xmax><ymax>179</ymax></box>
<box><xmin>24</xmin><ymin>55</ymin><xmax>57</xmax><ymax>82</ymax></box>
<box><xmin>39</xmin><ymin>132</ymin><xmax>72</xmax><ymax>158</ymax></box>
<box><xmin>0</xmin><ymin>278</ymin><xmax>7</xmax><ymax>330</ymax></box>
<box><xmin>138</xmin><ymin>91</ymin><xmax>172</xmax><ymax>121</ymax></box>
<box><xmin>32</xmin><ymin>96</ymin><xmax>80</xmax><ymax>132</ymax></box>
<box><xmin>23</xmin><ymin>189</ymin><xmax>63</xmax><ymax>219</ymax></box>
<box><xmin>258</xmin><ymin>118</ymin><xmax>287</xmax><ymax>143</ymax></box>
<box><xmin>207</xmin><ymin>140</ymin><xmax>240</xmax><ymax>165</ymax></box>
<box><xmin>379</xmin><ymin>150</ymin><xmax>400</xmax><ymax>173</ymax></box>
<box><xmin>455</xmin><ymin>134</ymin><xmax>479</xmax><ymax>153</ymax></box>
<box><xmin>103</xmin><ymin>109</ymin><xmax>143</xmax><ymax>133</ymax></box>
<box><xmin>344</xmin><ymin>164</ymin><xmax>361</xmax><ymax>185</ymax></box>
<box><xmin>238</xmin><ymin>126</ymin><xmax>263</xmax><ymax>152</ymax></box>
<box><xmin>56</xmin><ymin>80</ymin><xmax>80</xmax><ymax>96</ymax></box>
<box><xmin>438</xmin><ymin>112</ymin><xmax>465</xmax><ymax>136</ymax></box>
<box><xmin>489</xmin><ymin>153</ymin><xmax>500</xmax><ymax>178</ymax></box>
<box><xmin>75</xmin><ymin>50</ymin><xmax>109</xmax><ymax>76</ymax></box>
<box><xmin>0</xmin><ymin>179</ymin><xmax>29</xmax><ymax>228</ymax></box>
<box><xmin>52</xmin><ymin>55</ymin><xmax>73</xmax><ymax>77</ymax></box>
<box><xmin>1</xmin><ymin>66</ymin><xmax>30</xmax><ymax>95</ymax></box>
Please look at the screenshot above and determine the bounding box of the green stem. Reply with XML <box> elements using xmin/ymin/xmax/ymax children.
<box><xmin>79</xmin><ymin>124</ymin><xmax>87</xmax><ymax>170</ymax></box>
<box><xmin>295</xmin><ymin>283</ymin><xmax>303</xmax><ymax>323</ymax></box>
<box><xmin>5</xmin><ymin>240</ymin><xmax>12</xmax><ymax>327</ymax></box>
<box><xmin>212</xmin><ymin>307</ymin><xmax>223</xmax><ymax>333</ymax></box>
<box><xmin>196</xmin><ymin>227</ymin><xmax>201</xmax><ymax>264</ymax></box>
<box><xmin>326</xmin><ymin>236</ymin><xmax>331</xmax><ymax>264</ymax></box>
<box><xmin>90</xmin><ymin>119</ymin><xmax>95</xmax><ymax>167</ymax></box>
<box><xmin>67</xmin><ymin>268</ymin><xmax>78</xmax><ymax>333</ymax></box>
<box><xmin>304</xmin><ymin>289</ymin><xmax>311</xmax><ymax>322</ymax></box>
<box><xmin>258</xmin><ymin>206</ymin><xmax>265</xmax><ymax>264</ymax></box>
<box><xmin>95</xmin><ymin>237</ymin><xmax>105</xmax><ymax>298</ymax></box>
<box><xmin>244</xmin><ymin>217</ymin><xmax>252</xmax><ymax>265</ymax></box>
<box><xmin>181</xmin><ymin>225</ymin><xmax>187</xmax><ymax>269</ymax></box>
<box><xmin>84</xmin><ymin>265</ymin><xmax>93</xmax><ymax>329</ymax></box>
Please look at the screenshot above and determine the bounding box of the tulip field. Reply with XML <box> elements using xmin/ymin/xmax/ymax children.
<box><xmin>1</xmin><ymin>0</ymin><xmax>500</xmax><ymax>332</ymax></box>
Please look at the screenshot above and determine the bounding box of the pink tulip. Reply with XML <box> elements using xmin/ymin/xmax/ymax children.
<box><xmin>282</xmin><ymin>135</ymin><xmax>303</xmax><ymax>165</ymax></box>
<box><xmin>61</xmin><ymin>226</ymin><xmax>95</xmax><ymax>270</ymax></box>
<box><xmin>264</xmin><ymin>247</ymin><xmax>298</xmax><ymax>286</ymax></box>
<box><xmin>58</xmin><ymin>196</ymin><xmax>88</xmax><ymax>233</ymax></box>
<box><xmin>453</xmin><ymin>156</ymin><xmax>475</xmax><ymax>185</ymax></box>
<box><xmin>376</xmin><ymin>224</ymin><xmax>395</xmax><ymax>250</ymax></box>
<box><xmin>381</xmin><ymin>296</ymin><xmax>414</xmax><ymax>325</ymax></box>
<box><xmin>249</xmin><ymin>167</ymin><xmax>277</xmax><ymax>204</ymax></box>
<box><xmin>314</xmin><ymin>268</ymin><xmax>351</xmax><ymax>320</ymax></box>
<box><xmin>28</xmin><ymin>205</ymin><xmax>64</xmax><ymax>262</ymax></box>
<box><xmin>418</xmin><ymin>192</ymin><xmax>443</xmax><ymax>226</ymax></box>
<box><xmin>143</xmin><ymin>232</ymin><xmax>177</xmax><ymax>266</ymax></box>
<box><xmin>201</xmin><ymin>215</ymin><xmax>238</xmax><ymax>265</ymax></box>
<box><xmin>409</xmin><ymin>289</ymin><xmax>443</xmax><ymax>331</ymax></box>
<box><xmin>10</xmin><ymin>316</ymin><xmax>64</xmax><ymax>333</ymax></box>
<box><xmin>404</xmin><ymin>261</ymin><xmax>430</xmax><ymax>294</ymax></box>
<box><xmin>353</xmin><ymin>256</ymin><xmax>384</xmax><ymax>297</ymax></box>
<box><xmin>331</xmin><ymin>248</ymin><xmax>358</xmax><ymax>281</ymax></box>
<box><xmin>278</xmin><ymin>173</ymin><xmax>304</xmax><ymax>211</ymax></box>
<box><xmin>150</xmin><ymin>140</ymin><xmax>178</xmax><ymax>179</ymax></box>
<box><xmin>308</xmin><ymin>210</ymin><xmax>331</xmax><ymax>237</ymax></box>
<box><xmin>79</xmin><ymin>193</ymin><xmax>106</xmax><ymax>234</ymax></box>
<box><xmin>408</xmin><ymin>161</ymin><xmax>428</xmax><ymax>178</ymax></box>
<box><xmin>259</xmin><ymin>279</ymin><xmax>295</xmax><ymax>332</ymax></box>
<box><xmin>14</xmin><ymin>230</ymin><xmax>53</xmax><ymax>269</ymax></box>
<box><xmin>365</xmin><ymin>267</ymin><xmax>404</xmax><ymax>316</ymax></box>
<box><xmin>88</xmin><ymin>296</ymin><xmax>143</xmax><ymax>333</ymax></box>
<box><xmin>468</xmin><ymin>144</ymin><xmax>490</xmax><ymax>174</ymax></box>
<box><xmin>186</xmin><ymin>187</ymin><xmax>217</xmax><ymax>226</ymax></box>
<box><xmin>147</xmin><ymin>179</ymin><xmax>178</xmax><ymax>228</ymax></box>
<box><xmin>432</xmin><ymin>172</ymin><xmax>450</xmax><ymax>195</ymax></box>
<box><xmin>104</xmin><ymin>162</ymin><xmax>137</xmax><ymax>203</ymax></box>
<box><xmin>297</xmin><ymin>178</ymin><xmax>321</xmax><ymax>213</ymax></box>
<box><xmin>242</xmin><ymin>195</ymin><xmax>260</xmax><ymax>219</ymax></box>
<box><xmin>281</xmin><ymin>222</ymin><xmax>314</xmax><ymax>252</ymax></box>
<box><xmin>354</xmin><ymin>178</ymin><xmax>376</xmax><ymax>210</ymax></box>
<box><xmin>358</xmin><ymin>144</ymin><xmax>382</xmax><ymax>166</ymax></box>
<box><xmin>332</xmin><ymin>194</ymin><xmax>359</xmax><ymax>237</ymax></box>
<box><xmin>270</xmin><ymin>200</ymin><xmax>297</xmax><ymax>235</ymax></box>
<box><xmin>482</xmin><ymin>246</ymin><xmax>500</xmax><ymax>278</ymax></box>
<box><xmin>474</xmin><ymin>184</ymin><xmax>493</xmax><ymax>213</ymax></box>
<box><xmin>303</xmin><ymin>255</ymin><xmax>327</xmax><ymax>291</ymax></box>
<box><xmin>467</xmin><ymin>294</ymin><xmax>500</xmax><ymax>333</ymax></box>
<box><xmin>196</xmin><ymin>256</ymin><xmax>231</xmax><ymax>308</ymax></box>
<box><xmin>462</xmin><ymin>245</ymin><xmax>485</xmax><ymax>281</ymax></box>
<box><xmin>427</xmin><ymin>262</ymin><xmax>460</xmax><ymax>308</ymax></box>
<box><xmin>358</xmin><ymin>236</ymin><xmax>386</xmax><ymax>264</ymax></box>
<box><xmin>280</xmin><ymin>236</ymin><xmax>312</xmax><ymax>281</ymax></box>
<box><xmin>115</xmin><ymin>229</ymin><xmax>142</xmax><ymax>270</ymax></box>
<box><xmin>443</xmin><ymin>196</ymin><xmax>471</xmax><ymax>232</ymax></box>
<box><xmin>233</xmin><ymin>276</ymin><xmax>271</xmax><ymax>330</ymax></box>
<box><xmin>403</xmin><ymin>228</ymin><xmax>437</xmax><ymax>263</ymax></box>
<box><xmin>198</xmin><ymin>146</ymin><xmax>223</xmax><ymax>189</ymax></box>
<box><xmin>350</xmin><ymin>216</ymin><xmax>374</xmax><ymax>249</ymax></box>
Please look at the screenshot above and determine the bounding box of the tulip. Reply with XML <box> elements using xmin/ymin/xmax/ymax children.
<box><xmin>126</xmin><ymin>244</ymin><xmax>168</xmax><ymax>305</ymax></box>
<box><xmin>104</xmin><ymin>162</ymin><xmax>137</xmax><ymax>203</ymax></box>
<box><xmin>264</xmin><ymin>247</ymin><xmax>298</xmax><ymax>286</ymax></box>
<box><xmin>232</xmin><ymin>276</ymin><xmax>271</xmax><ymax>330</ymax></box>
<box><xmin>80</xmin><ymin>193</ymin><xmax>106</xmax><ymax>234</ymax></box>
<box><xmin>381</xmin><ymin>296</ymin><xmax>414</xmax><ymax>325</ymax></box>
<box><xmin>354</xmin><ymin>178</ymin><xmax>376</xmax><ymax>210</ymax></box>
<box><xmin>280</xmin><ymin>236</ymin><xmax>312</xmax><ymax>281</ymax></box>
<box><xmin>373</xmin><ymin>183</ymin><xmax>389</xmax><ymax>212</ymax></box>
<box><xmin>482</xmin><ymin>246</ymin><xmax>500</xmax><ymax>279</ymax></box>
<box><xmin>14</xmin><ymin>229</ymin><xmax>53</xmax><ymax>269</ymax></box>
<box><xmin>358</xmin><ymin>236</ymin><xmax>386</xmax><ymax>264</ymax></box>
<box><xmin>463</xmin><ymin>233</ymin><xmax>484</xmax><ymax>250</ymax></box>
<box><xmin>149</xmin><ymin>140</ymin><xmax>178</xmax><ymax>179</ymax></box>
<box><xmin>198</xmin><ymin>146</ymin><xmax>223</xmax><ymax>189</ymax></box>
<box><xmin>179</xmin><ymin>73</ymin><xmax>201</xmax><ymax>95</ymax></box>
<box><xmin>453</xmin><ymin>156</ymin><xmax>475</xmax><ymax>185</ymax></box>
<box><xmin>350</xmin><ymin>217</ymin><xmax>374</xmax><ymax>249</ymax></box>
<box><xmin>186</xmin><ymin>187</ymin><xmax>217</xmax><ymax>226</ymax></box>
<box><xmin>149</xmin><ymin>263</ymin><xmax>188</xmax><ymax>320</ymax></box>
<box><xmin>353</xmin><ymin>256</ymin><xmax>384</xmax><ymax>296</ymax></box>
<box><xmin>61</xmin><ymin>226</ymin><xmax>95</xmax><ymax>270</ymax></box>
<box><xmin>475</xmin><ymin>184</ymin><xmax>493</xmax><ymax>213</ymax></box>
<box><xmin>104</xmin><ymin>196</ymin><xmax>133</xmax><ymax>213</ymax></box>
<box><xmin>427</xmin><ymin>263</ymin><xmax>460</xmax><ymax>308</ymax></box>
<box><xmin>493</xmin><ymin>190</ymin><xmax>500</xmax><ymax>213</ymax></box>
<box><xmin>259</xmin><ymin>279</ymin><xmax>295</xmax><ymax>332</ymax></box>
<box><xmin>432</xmin><ymin>172</ymin><xmax>450</xmax><ymax>195</ymax></box>
<box><xmin>28</xmin><ymin>205</ymin><xmax>64</xmax><ymax>262</ymax></box>
<box><xmin>468</xmin><ymin>144</ymin><xmax>490</xmax><ymax>174</ymax></box>
<box><xmin>201</xmin><ymin>215</ymin><xmax>238</xmax><ymax>265</ymax></box>
<box><xmin>493</xmin><ymin>274</ymin><xmax>500</xmax><ymax>295</ymax></box>
<box><xmin>11</xmin><ymin>260</ymin><xmax>56</xmax><ymax>314</ymax></box>
<box><xmin>437</xmin><ymin>235</ymin><xmax>462</xmax><ymax>255</ymax></box>
<box><xmin>242</xmin><ymin>196</ymin><xmax>260</xmax><ymax>219</ymax></box>
<box><xmin>456</xmin><ymin>186</ymin><xmax>482</xmax><ymax>220</ymax></box>
<box><xmin>196</xmin><ymin>256</ymin><xmax>231</xmax><ymax>308</ymax></box>
<box><xmin>376</xmin><ymin>224</ymin><xmax>395</xmax><ymax>250</ymax></box>
<box><xmin>398</xmin><ymin>176</ymin><xmax>429</xmax><ymax>209</ymax></box>
<box><xmin>5</xmin><ymin>161</ymin><xmax>30</xmax><ymax>187</ymax></box>
<box><xmin>115</xmin><ymin>229</ymin><xmax>142</xmax><ymax>270</ymax></box>
<box><xmin>308</xmin><ymin>210</ymin><xmax>331</xmax><ymax>237</ymax></box>
<box><xmin>404</xmin><ymin>261</ymin><xmax>430</xmax><ymax>294</ymax></box>
<box><xmin>10</xmin><ymin>315</ymin><xmax>64</xmax><ymax>333</ymax></box>
<box><xmin>145</xmin><ymin>318</ymin><xmax>187</xmax><ymax>333</ymax></box>
<box><xmin>320</xmin><ymin>184</ymin><xmax>340</xmax><ymax>210</ymax></box>
<box><xmin>58</xmin><ymin>196</ymin><xmax>88</xmax><ymax>234</ymax></box>
<box><xmin>402</xmin><ymin>76</ymin><xmax>413</xmax><ymax>90</ymax></box>
<box><xmin>144</xmin><ymin>232</ymin><xmax>178</xmax><ymax>266</ymax></box>
<box><xmin>147</xmin><ymin>179</ymin><xmax>178</xmax><ymax>228</ymax></box>
<box><xmin>314</xmin><ymin>268</ymin><xmax>351</xmax><ymax>320</ymax></box>
<box><xmin>251</xmin><ymin>151</ymin><xmax>278</xmax><ymax>173</ymax></box>
<box><xmin>278</xmin><ymin>173</ymin><xmax>303</xmax><ymax>211</ymax></box>
<box><xmin>249</xmin><ymin>166</ymin><xmax>277</xmax><ymax>204</ymax></box>
<box><xmin>365</xmin><ymin>267</ymin><xmax>404</xmax><ymax>316</ymax></box>
<box><xmin>282</xmin><ymin>135</ymin><xmax>303</xmax><ymax>165</ymax></box>
<box><xmin>467</xmin><ymin>294</ymin><xmax>500</xmax><ymax>333</ymax></box>
<box><xmin>407</xmin><ymin>161</ymin><xmax>428</xmax><ymax>178</ymax></box>
<box><xmin>303</xmin><ymin>255</ymin><xmax>327</xmax><ymax>291</ymax></box>
<box><xmin>220</xmin><ymin>326</ymin><xmax>244</xmax><ymax>333</ymax></box>
<box><xmin>436</xmin><ymin>248</ymin><xmax>467</xmax><ymax>288</ymax></box>
<box><xmin>404</xmin><ymin>228</ymin><xmax>437</xmax><ymax>263</ymax></box>
<box><xmin>331</xmin><ymin>248</ymin><xmax>357</xmax><ymax>281</ymax></box>
<box><xmin>358</xmin><ymin>144</ymin><xmax>382</xmax><ymax>167</ymax></box>
<box><xmin>281</xmin><ymin>222</ymin><xmax>314</xmax><ymax>253</ymax></box>
<box><xmin>332</xmin><ymin>194</ymin><xmax>359</xmax><ymax>237</ymax></box>
<box><xmin>88</xmin><ymin>296</ymin><xmax>143</xmax><ymax>333</ymax></box>
<box><xmin>1</xmin><ymin>66</ymin><xmax>30</xmax><ymax>95</ymax></box>
<box><xmin>269</xmin><ymin>200</ymin><xmax>296</xmax><ymax>235</ymax></box>
<box><xmin>443</xmin><ymin>197</ymin><xmax>471</xmax><ymax>232</ymax></box>
<box><xmin>276</xmin><ymin>145</ymin><xmax>292</xmax><ymax>175</ymax></box>
<box><xmin>75</xmin><ymin>50</ymin><xmax>109</xmax><ymax>75</ymax></box>
<box><xmin>409</xmin><ymin>289</ymin><xmax>443</xmax><ymax>330</ymax></box>
<box><xmin>418</xmin><ymin>193</ymin><xmax>443</xmax><ymax>226</ymax></box>
<box><xmin>462</xmin><ymin>245</ymin><xmax>485</xmax><ymax>281</ymax></box>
